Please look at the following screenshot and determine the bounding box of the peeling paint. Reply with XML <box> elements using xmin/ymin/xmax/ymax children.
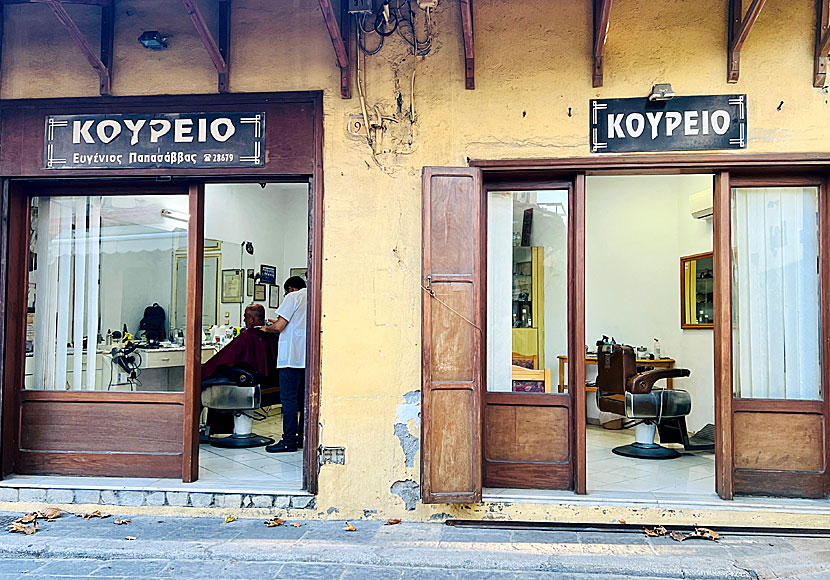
<box><xmin>390</xmin><ymin>480</ymin><xmax>419</xmax><ymax>511</ymax></box>
<box><xmin>394</xmin><ymin>390</ymin><xmax>421</xmax><ymax>468</ymax></box>
<box><xmin>363</xmin><ymin>509</ymin><xmax>378</xmax><ymax>518</ymax></box>
<box><xmin>327</xmin><ymin>507</ymin><xmax>339</xmax><ymax>515</ymax></box>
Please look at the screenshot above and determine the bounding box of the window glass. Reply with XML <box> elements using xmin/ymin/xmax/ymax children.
<box><xmin>26</xmin><ymin>195</ymin><xmax>188</xmax><ymax>392</ymax></box>
<box><xmin>487</xmin><ymin>190</ymin><xmax>568</xmax><ymax>393</ymax></box>
<box><xmin>732</xmin><ymin>186</ymin><xmax>821</xmax><ymax>400</ymax></box>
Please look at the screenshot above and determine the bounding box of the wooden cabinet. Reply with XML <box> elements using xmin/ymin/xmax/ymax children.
<box><xmin>512</xmin><ymin>246</ymin><xmax>545</xmax><ymax>368</ymax></box>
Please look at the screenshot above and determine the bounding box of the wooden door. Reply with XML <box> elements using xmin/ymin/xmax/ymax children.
<box><xmin>716</xmin><ymin>173</ymin><xmax>830</xmax><ymax>499</ymax></box>
<box><xmin>5</xmin><ymin>182</ymin><xmax>202</xmax><ymax>481</ymax></box>
<box><xmin>481</xmin><ymin>177</ymin><xmax>585</xmax><ymax>492</ymax></box>
<box><xmin>421</xmin><ymin>167</ymin><xmax>483</xmax><ymax>503</ymax></box>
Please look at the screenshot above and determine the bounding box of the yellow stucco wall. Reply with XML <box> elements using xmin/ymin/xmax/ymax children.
<box><xmin>2</xmin><ymin>0</ymin><xmax>829</xmax><ymax>526</ymax></box>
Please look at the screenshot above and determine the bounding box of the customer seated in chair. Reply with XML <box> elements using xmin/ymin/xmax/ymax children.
<box><xmin>202</xmin><ymin>304</ymin><xmax>278</xmax><ymax>436</ymax></box>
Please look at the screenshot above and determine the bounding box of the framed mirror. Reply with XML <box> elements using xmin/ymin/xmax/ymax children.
<box><xmin>681</xmin><ymin>251</ymin><xmax>713</xmax><ymax>329</ymax></box>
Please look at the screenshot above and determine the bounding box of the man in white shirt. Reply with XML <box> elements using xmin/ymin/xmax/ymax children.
<box><xmin>261</xmin><ymin>276</ymin><xmax>308</xmax><ymax>453</ymax></box>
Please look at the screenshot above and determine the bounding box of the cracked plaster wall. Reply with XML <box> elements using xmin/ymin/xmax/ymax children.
<box><xmin>2</xmin><ymin>0</ymin><xmax>827</xmax><ymax>524</ymax></box>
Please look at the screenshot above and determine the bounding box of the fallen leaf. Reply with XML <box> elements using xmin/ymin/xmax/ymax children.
<box><xmin>77</xmin><ymin>510</ymin><xmax>110</xmax><ymax>520</ymax></box>
<box><xmin>41</xmin><ymin>508</ymin><xmax>63</xmax><ymax>522</ymax></box>
<box><xmin>18</xmin><ymin>513</ymin><xmax>37</xmax><ymax>524</ymax></box>
<box><xmin>385</xmin><ymin>519</ymin><xmax>401</xmax><ymax>526</ymax></box>
<box><xmin>290</xmin><ymin>522</ymin><xmax>302</xmax><ymax>527</ymax></box>
<box><xmin>344</xmin><ymin>522</ymin><xmax>357</xmax><ymax>532</ymax></box>
<box><xmin>644</xmin><ymin>526</ymin><xmax>668</xmax><ymax>537</ymax></box>
<box><xmin>124</xmin><ymin>536</ymin><xmax>136</xmax><ymax>541</ymax></box>
<box><xmin>224</xmin><ymin>515</ymin><xmax>237</xmax><ymax>524</ymax></box>
<box><xmin>7</xmin><ymin>522</ymin><xmax>26</xmax><ymax>534</ymax></box>
<box><xmin>113</xmin><ymin>519</ymin><xmax>131</xmax><ymax>526</ymax></box>
<box><xmin>618</xmin><ymin>519</ymin><xmax>627</xmax><ymax>525</ymax></box>
<box><xmin>688</xmin><ymin>527</ymin><xmax>720</xmax><ymax>542</ymax></box>
<box><xmin>264</xmin><ymin>517</ymin><xmax>284</xmax><ymax>527</ymax></box>
<box><xmin>23</xmin><ymin>524</ymin><xmax>38</xmax><ymax>536</ymax></box>
<box><xmin>670</xmin><ymin>531</ymin><xmax>690</xmax><ymax>542</ymax></box>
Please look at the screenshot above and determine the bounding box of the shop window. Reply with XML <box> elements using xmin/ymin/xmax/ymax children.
<box><xmin>26</xmin><ymin>194</ymin><xmax>188</xmax><ymax>392</ymax></box>
<box><xmin>732</xmin><ymin>186</ymin><xmax>821</xmax><ymax>400</ymax></box>
<box><xmin>487</xmin><ymin>190</ymin><xmax>569</xmax><ymax>393</ymax></box>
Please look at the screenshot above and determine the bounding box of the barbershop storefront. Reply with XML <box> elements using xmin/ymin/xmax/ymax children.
<box><xmin>0</xmin><ymin>92</ymin><xmax>323</xmax><ymax>493</ymax></box>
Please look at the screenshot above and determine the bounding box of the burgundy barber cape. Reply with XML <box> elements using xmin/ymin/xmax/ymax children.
<box><xmin>201</xmin><ymin>329</ymin><xmax>278</xmax><ymax>386</ymax></box>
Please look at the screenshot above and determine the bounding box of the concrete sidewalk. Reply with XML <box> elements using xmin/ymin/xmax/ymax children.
<box><xmin>0</xmin><ymin>511</ymin><xmax>828</xmax><ymax>579</ymax></box>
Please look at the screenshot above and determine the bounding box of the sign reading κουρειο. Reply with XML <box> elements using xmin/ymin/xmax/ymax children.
<box><xmin>590</xmin><ymin>95</ymin><xmax>746</xmax><ymax>153</ymax></box>
<box><xmin>44</xmin><ymin>112</ymin><xmax>266</xmax><ymax>169</ymax></box>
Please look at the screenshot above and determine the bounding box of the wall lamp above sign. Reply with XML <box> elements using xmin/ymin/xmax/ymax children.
<box><xmin>648</xmin><ymin>83</ymin><xmax>676</xmax><ymax>101</ymax></box>
<box><xmin>138</xmin><ymin>31</ymin><xmax>168</xmax><ymax>50</ymax></box>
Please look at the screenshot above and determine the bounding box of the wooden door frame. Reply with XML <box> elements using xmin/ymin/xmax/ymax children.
<box><xmin>480</xmin><ymin>176</ymin><xmax>586</xmax><ymax>493</ymax></box>
<box><xmin>472</xmin><ymin>153</ymin><xmax>830</xmax><ymax>500</ymax></box>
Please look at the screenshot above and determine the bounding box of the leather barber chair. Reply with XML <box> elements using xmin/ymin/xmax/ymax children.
<box><xmin>200</xmin><ymin>366</ymin><xmax>275</xmax><ymax>448</ymax></box>
<box><xmin>596</xmin><ymin>343</ymin><xmax>692</xmax><ymax>459</ymax></box>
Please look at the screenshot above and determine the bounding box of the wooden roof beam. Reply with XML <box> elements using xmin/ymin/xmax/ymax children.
<box><xmin>318</xmin><ymin>0</ymin><xmax>350</xmax><ymax>99</ymax></box>
<box><xmin>182</xmin><ymin>0</ymin><xmax>230</xmax><ymax>93</ymax></box>
<box><xmin>593</xmin><ymin>0</ymin><xmax>613</xmax><ymax>88</ymax></box>
<box><xmin>45</xmin><ymin>0</ymin><xmax>111</xmax><ymax>95</ymax></box>
<box><xmin>727</xmin><ymin>0</ymin><xmax>767</xmax><ymax>83</ymax></box>
<box><xmin>1</xmin><ymin>0</ymin><xmax>112</xmax><ymax>5</ymax></box>
<box><xmin>460</xmin><ymin>0</ymin><xmax>474</xmax><ymax>90</ymax></box>
<box><xmin>815</xmin><ymin>0</ymin><xmax>830</xmax><ymax>87</ymax></box>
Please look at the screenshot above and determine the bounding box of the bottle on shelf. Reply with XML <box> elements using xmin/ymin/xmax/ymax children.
<box><xmin>653</xmin><ymin>337</ymin><xmax>661</xmax><ymax>359</ymax></box>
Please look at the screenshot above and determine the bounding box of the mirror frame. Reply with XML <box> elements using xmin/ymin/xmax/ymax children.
<box><xmin>680</xmin><ymin>251</ymin><xmax>714</xmax><ymax>329</ymax></box>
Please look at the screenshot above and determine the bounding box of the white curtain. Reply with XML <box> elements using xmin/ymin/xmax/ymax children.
<box><xmin>732</xmin><ymin>187</ymin><xmax>820</xmax><ymax>400</ymax></box>
<box><xmin>487</xmin><ymin>192</ymin><xmax>513</xmax><ymax>392</ymax></box>
<box><xmin>33</xmin><ymin>197</ymin><xmax>102</xmax><ymax>390</ymax></box>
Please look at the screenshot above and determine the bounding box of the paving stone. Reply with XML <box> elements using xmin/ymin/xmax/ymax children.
<box><xmin>100</xmin><ymin>490</ymin><xmax>119</xmax><ymax>505</ymax></box>
<box><xmin>218</xmin><ymin>494</ymin><xmax>244</xmax><ymax>509</ymax></box>
<box><xmin>160</xmin><ymin>559</ymin><xmax>229</xmax><ymax>577</ymax></box>
<box><xmin>455</xmin><ymin>571</ymin><xmax>514</xmax><ymax>580</ymax></box>
<box><xmin>45</xmin><ymin>488</ymin><xmax>75</xmax><ymax>504</ymax></box>
<box><xmin>18</xmin><ymin>487</ymin><xmax>47</xmax><ymax>503</ymax></box>
<box><xmin>74</xmin><ymin>489</ymin><xmax>102</xmax><ymax>504</ymax></box>
<box><xmin>145</xmin><ymin>491</ymin><xmax>166</xmax><ymax>506</ymax></box>
<box><xmin>221</xmin><ymin>561</ymin><xmax>283</xmax><ymax>578</ymax></box>
<box><xmin>400</xmin><ymin>570</ymin><xmax>458</xmax><ymax>580</ymax></box>
<box><xmin>166</xmin><ymin>492</ymin><xmax>189</xmax><ymax>507</ymax></box>
<box><xmin>289</xmin><ymin>495</ymin><xmax>314</xmax><ymax>509</ymax></box>
<box><xmin>277</xmin><ymin>563</ymin><xmax>347</xmax><ymax>579</ymax></box>
<box><xmin>117</xmin><ymin>491</ymin><xmax>145</xmax><ymax>507</ymax></box>
<box><xmin>91</xmin><ymin>559</ymin><xmax>169</xmax><ymax>576</ymax></box>
<box><xmin>37</xmin><ymin>558</ymin><xmax>105</xmax><ymax>576</ymax></box>
<box><xmin>0</xmin><ymin>487</ymin><xmax>19</xmax><ymax>502</ymax></box>
<box><xmin>189</xmin><ymin>493</ymin><xmax>215</xmax><ymax>508</ymax></box>
<box><xmin>250</xmin><ymin>494</ymin><xmax>274</xmax><ymax>508</ymax></box>
<box><xmin>273</xmin><ymin>496</ymin><xmax>291</xmax><ymax>509</ymax></box>
<box><xmin>0</xmin><ymin>559</ymin><xmax>49</xmax><ymax>575</ymax></box>
<box><xmin>341</xmin><ymin>565</ymin><xmax>403</xmax><ymax>580</ymax></box>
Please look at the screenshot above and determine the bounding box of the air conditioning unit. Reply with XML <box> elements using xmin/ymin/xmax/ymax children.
<box><xmin>689</xmin><ymin>188</ymin><xmax>713</xmax><ymax>219</ymax></box>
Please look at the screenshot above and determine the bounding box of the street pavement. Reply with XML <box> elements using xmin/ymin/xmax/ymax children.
<box><xmin>0</xmin><ymin>511</ymin><xmax>827</xmax><ymax>579</ymax></box>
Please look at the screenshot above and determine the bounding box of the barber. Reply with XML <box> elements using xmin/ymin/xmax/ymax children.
<box><xmin>261</xmin><ymin>276</ymin><xmax>307</xmax><ymax>453</ymax></box>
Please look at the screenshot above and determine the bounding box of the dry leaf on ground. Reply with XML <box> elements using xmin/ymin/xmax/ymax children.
<box><xmin>618</xmin><ymin>519</ymin><xmax>627</xmax><ymax>525</ymax></box>
<box><xmin>290</xmin><ymin>522</ymin><xmax>302</xmax><ymax>527</ymax></box>
<box><xmin>23</xmin><ymin>524</ymin><xmax>37</xmax><ymax>535</ymax></box>
<box><xmin>41</xmin><ymin>509</ymin><xmax>63</xmax><ymax>522</ymax></box>
<box><xmin>224</xmin><ymin>515</ymin><xmax>237</xmax><ymax>524</ymax></box>
<box><xmin>8</xmin><ymin>522</ymin><xmax>26</xmax><ymax>534</ymax></box>
<box><xmin>644</xmin><ymin>526</ymin><xmax>668</xmax><ymax>537</ymax></box>
<box><xmin>344</xmin><ymin>522</ymin><xmax>357</xmax><ymax>532</ymax></box>
<box><xmin>124</xmin><ymin>536</ymin><xmax>136</xmax><ymax>541</ymax></box>
<box><xmin>670</xmin><ymin>531</ymin><xmax>690</xmax><ymax>542</ymax></box>
<box><xmin>264</xmin><ymin>517</ymin><xmax>284</xmax><ymax>527</ymax></box>
<box><xmin>77</xmin><ymin>511</ymin><xmax>110</xmax><ymax>520</ymax></box>
<box><xmin>385</xmin><ymin>519</ymin><xmax>401</xmax><ymax>526</ymax></box>
<box><xmin>113</xmin><ymin>519</ymin><xmax>131</xmax><ymax>526</ymax></box>
<box><xmin>689</xmin><ymin>527</ymin><xmax>720</xmax><ymax>541</ymax></box>
<box><xmin>18</xmin><ymin>513</ymin><xmax>37</xmax><ymax>524</ymax></box>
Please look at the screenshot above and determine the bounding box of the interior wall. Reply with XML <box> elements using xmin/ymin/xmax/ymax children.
<box><xmin>585</xmin><ymin>175</ymin><xmax>714</xmax><ymax>432</ymax></box>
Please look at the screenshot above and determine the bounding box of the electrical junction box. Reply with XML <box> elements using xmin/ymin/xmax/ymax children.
<box><xmin>347</xmin><ymin>0</ymin><xmax>373</xmax><ymax>14</ymax></box>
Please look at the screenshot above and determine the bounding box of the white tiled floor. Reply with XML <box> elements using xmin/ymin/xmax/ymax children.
<box><xmin>586</xmin><ymin>424</ymin><xmax>714</xmax><ymax>495</ymax></box>
<box><xmin>199</xmin><ymin>407</ymin><xmax>303</xmax><ymax>489</ymax></box>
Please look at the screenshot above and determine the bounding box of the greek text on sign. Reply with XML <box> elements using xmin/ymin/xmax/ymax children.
<box><xmin>44</xmin><ymin>112</ymin><xmax>265</xmax><ymax>169</ymax></box>
<box><xmin>590</xmin><ymin>95</ymin><xmax>746</xmax><ymax>153</ymax></box>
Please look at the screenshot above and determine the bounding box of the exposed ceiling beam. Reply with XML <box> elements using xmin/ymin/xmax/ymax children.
<box><xmin>182</xmin><ymin>0</ymin><xmax>229</xmax><ymax>93</ymax></box>
<box><xmin>593</xmin><ymin>0</ymin><xmax>613</xmax><ymax>88</ymax></box>
<box><xmin>318</xmin><ymin>0</ymin><xmax>351</xmax><ymax>99</ymax></box>
<box><xmin>460</xmin><ymin>0</ymin><xmax>474</xmax><ymax>90</ymax></box>
<box><xmin>815</xmin><ymin>0</ymin><xmax>830</xmax><ymax>87</ymax></box>
<box><xmin>100</xmin><ymin>0</ymin><xmax>113</xmax><ymax>90</ymax></box>
<box><xmin>727</xmin><ymin>0</ymin><xmax>767</xmax><ymax>83</ymax></box>
<box><xmin>45</xmin><ymin>0</ymin><xmax>111</xmax><ymax>95</ymax></box>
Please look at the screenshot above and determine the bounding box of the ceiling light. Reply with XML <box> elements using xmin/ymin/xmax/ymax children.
<box><xmin>160</xmin><ymin>208</ymin><xmax>188</xmax><ymax>222</ymax></box>
<box><xmin>648</xmin><ymin>83</ymin><xmax>676</xmax><ymax>101</ymax></box>
<box><xmin>138</xmin><ymin>31</ymin><xmax>168</xmax><ymax>50</ymax></box>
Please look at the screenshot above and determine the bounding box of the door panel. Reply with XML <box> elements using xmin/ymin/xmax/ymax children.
<box><xmin>421</xmin><ymin>167</ymin><xmax>483</xmax><ymax>504</ymax></box>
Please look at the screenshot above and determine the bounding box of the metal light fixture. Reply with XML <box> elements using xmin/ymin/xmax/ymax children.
<box><xmin>160</xmin><ymin>208</ymin><xmax>188</xmax><ymax>222</ymax></box>
<box><xmin>648</xmin><ymin>83</ymin><xmax>676</xmax><ymax>101</ymax></box>
<box><xmin>138</xmin><ymin>31</ymin><xmax>168</xmax><ymax>50</ymax></box>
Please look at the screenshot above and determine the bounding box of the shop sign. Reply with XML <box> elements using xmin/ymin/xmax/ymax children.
<box><xmin>44</xmin><ymin>112</ymin><xmax>265</xmax><ymax>169</ymax></box>
<box><xmin>590</xmin><ymin>95</ymin><xmax>746</xmax><ymax>153</ymax></box>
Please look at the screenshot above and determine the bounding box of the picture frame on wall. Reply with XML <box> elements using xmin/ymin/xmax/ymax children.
<box><xmin>221</xmin><ymin>269</ymin><xmax>244</xmax><ymax>303</ymax></box>
<box><xmin>269</xmin><ymin>285</ymin><xmax>280</xmax><ymax>309</ymax></box>
<box><xmin>260</xmin><ymin>264</ymin><xmax>276</xmax><ymax>285</ymax></box>
<box><xmin>254</xmin><ymin>283</ymin><xmax>267</xmax><ymax>301</ymax></box>
<box><xmin>246</xmin><ymin>269</ymin><xmax>255</xmax><ymax>297</ymax></box>
<box><xmin>289</xmin><ymin>267</ymin><xmax>308</xmax><ymax>283</ymax></box>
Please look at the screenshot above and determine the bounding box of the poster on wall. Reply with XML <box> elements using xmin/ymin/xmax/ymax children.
<box><xmin>590</xmin><ymin>95</ymin><xmax>746</xmax><ymax>153</ymax></box>
<box><xmin>44</xmin><ymin>112</ymin><xmax>265</xmax><ymax>169</ymax></box>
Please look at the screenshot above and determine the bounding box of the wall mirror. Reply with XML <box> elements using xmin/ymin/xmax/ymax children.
<box><xmin>681</xmin><ymin>251</ymin><xmax>713</xmax><ymax>329</ymax></box>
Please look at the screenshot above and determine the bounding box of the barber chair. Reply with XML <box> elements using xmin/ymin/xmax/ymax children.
<box><xmin>200</xmin><ymin>366</ymin><xmax>275</xmax><ymax>448</ymax></box>
<box><xmin>595</xmin><ymin>343</ymin><xmax>693</xmax><ymax>459</ymax></box>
